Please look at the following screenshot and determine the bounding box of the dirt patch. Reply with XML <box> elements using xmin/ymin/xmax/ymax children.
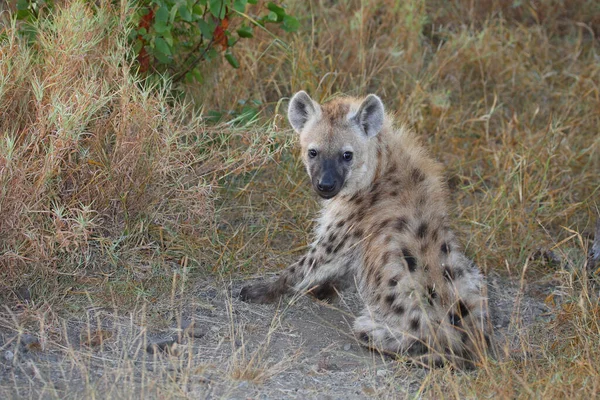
<box><xmin>0</xmin><ymin>272</ymin><xmax>551</xmax><ymax>399</ymax></box>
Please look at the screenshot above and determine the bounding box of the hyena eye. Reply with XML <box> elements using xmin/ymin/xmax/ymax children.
<box><xmin>308</xmin><ymin>149</ymin><xmax>318</xmax><ymax>158</ymax></box>
<box><xmin>343</xmin><ymin>151</ymin><xmax>353</xmax><ymax>161</ymax></box>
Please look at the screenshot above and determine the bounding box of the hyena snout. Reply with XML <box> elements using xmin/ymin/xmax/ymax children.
<box><xmin>313</xmin><ymin>173</ymin><xmax>343</xmax><ymax>199</ymax></box>
<box><xmin>311</xmin><ymin>160</ymin><xmax>346</xmax><ymax>199</ymax></box>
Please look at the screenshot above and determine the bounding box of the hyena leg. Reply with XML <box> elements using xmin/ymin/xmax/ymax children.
<box><xmin>239</xmin><ymin>246</ymin><xmax>355</xmax><ymax>304</ymax></box>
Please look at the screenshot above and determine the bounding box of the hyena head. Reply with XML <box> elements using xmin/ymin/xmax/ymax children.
<box><xmin>287</xmin><ymin>91</ymin><xmax>385</xmax><ymax>199</ymax></box>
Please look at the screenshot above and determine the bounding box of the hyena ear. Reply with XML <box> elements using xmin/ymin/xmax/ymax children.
<box><xmin>353</xmin><ymin>94</ymin><xmax>385</xmax><ymax>138</ymax></box>
<box><xmin>288</xmin><ymin>91</ymin><xmax>321</xmax><ymax>133</ymax></box>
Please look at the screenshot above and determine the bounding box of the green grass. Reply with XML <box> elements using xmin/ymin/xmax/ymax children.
<box><xmin>1</xmin><ymin>0</ymin><xmax>600</xmax><ymax>398</ymax></box>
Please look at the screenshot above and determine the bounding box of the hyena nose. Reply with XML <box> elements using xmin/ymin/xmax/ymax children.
<box><xmin>317</xmin><ymin>179</ymin><xmax>336</xmax><ymax>192</ymax></box>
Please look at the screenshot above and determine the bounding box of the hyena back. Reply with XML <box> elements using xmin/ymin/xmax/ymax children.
<box><xmin>240</xmin><ymin>91</ymin><xmax>492</xmax><ymax>368</ymax></box>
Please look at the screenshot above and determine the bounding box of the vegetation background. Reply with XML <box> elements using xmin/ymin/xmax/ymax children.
<box><xmin>0</xmin><ymin>0</ymin><xmax>599</xmax><ymax>398</ymax></box>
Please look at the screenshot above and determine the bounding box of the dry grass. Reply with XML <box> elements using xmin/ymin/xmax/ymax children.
<box><xmin>1</xmin><ymin>0</ymin><xmax>600</xmax><ymax>398</ymax></box>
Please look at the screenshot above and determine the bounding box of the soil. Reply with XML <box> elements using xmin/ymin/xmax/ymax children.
<box><xmin>0</xmin><ymin>272</ymin><xmax>552</xmax><ymax>399</ymax></box>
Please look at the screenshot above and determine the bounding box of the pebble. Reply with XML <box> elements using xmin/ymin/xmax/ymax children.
<box><xmin>4</xmin><ymin>350</ymin><xmax>14</xmax><ymax>362</ymax></box>
<box><xmin>376</xmin><ymin>369</ymin><xmax>388</xmax><ymax>377</ymax></box>
<box><xmin>343</xmin><ymin>343</ymin><xmax>351</xmax><ymax>351</ymax></box>
<box><xmin>146</xmin><ymin>338</ymin><xmax>178</xmax><ymax>355</ymax></box>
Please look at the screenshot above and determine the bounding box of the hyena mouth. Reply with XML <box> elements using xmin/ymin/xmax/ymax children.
<box><xmin>312</xmin><ymin>180</ymin><xmax>342</xmax><ymax>199</ymax></box>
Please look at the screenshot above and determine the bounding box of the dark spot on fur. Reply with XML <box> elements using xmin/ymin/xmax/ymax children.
<box><xmin>427</xmin><ymin>286</ymin><xmax>437</xmax><ymax>305</ymax></box>
<box><xmin>430</xmin><ymin>229</ymin><xmax>439</xmax><ymax>242</ymax></box>
<box><xmin>289</xmin><ymin>267</ymin><xmax>295</xmax><ymax>274</ymax></box>
<box><xmin>393</xmin><ymin>304</ymin><xmax>405</xmax><ymax>315</ymax></box>
<box><xmin>411</xmin><ymin>168</ymin><xmax>425</xmax><ymax>184</ymax></box>
<box><xmin>389</xmin><ymin>277</ymin><xmax>398</xmax><ymax>286</ymax></box>
<box><xmin>375</xmin><ymin>272</ymin><xmax>382</xmax><ymax>287</ymax></box>
<box><xmin>355</xmin><ymin>208</ymin><xmax>366</xmax><ymax>221</ymax></box>
<box><xmin>441</xmin><ymin>242</ymin><xmax>450</xmax><ymax>254</ymax></box>
<box><xmin>326</xmin><ymin>245</ymin><xmax>333</xmax><ymax>254</ymax></box>
<box><xmin>299</xmin><ymin>256</ymin><xmax>306</xmax><ymax>267</ymax></box>
<box><xmin>328</xmin><ymin>233</ymin><xmax>338</xmax><ymax>243</ymax></box>
<box><xmin>375</xmin><ymin>293</ymin><xmax>381</xmax><ymax>302</ymax></box>
<box><xmin>370</xmin><ymin>192</ymin><xmax>380</xmax><ymax>206</ymax></box>
<box><xmin>410</xmin><ymin>318</ymin><xmax>420</xmax><ymax>331</ymax></box>
<box><xmin>449</xmin><ymin>312</ymin><xmax>461</xmax><ymax>327</ymax></box>
<box><xmin>443</xmin><ymin>266</ymin><xmax>454</xmax><ymax>281</ymax></box>
<box><xmin>388</xmin><ymin>163</ymin><xmax>398</xmax><ymax>174</ymax></box>
<box><xmin>353</xmin><ymin>229</ymin><xmax>364</xmax><ymax>238</ymax></box>
<box><xmin>390</xmin><ymin>190</ymin><xmax>398</xmax><ymax>196</ymax></box>
<box><xmin>403</xmin><ymin>248</ymin><xmax>417</xmax><ymax>272</ymax></box>
<box><xmin>336</xmin><ymin>219</ymin><xmax>346</xmax><ymax>228</ymax></box>
<box><xmin>461</xmin><ymin>332</ymin><xmax>470</xmax><ymax>343</ymax></box>
<box><xmin>359</xmin><ymin>332</ymin><xmax>370</xmax><ymax>343</ymax></box>
<box><xmin>333</xmin><ymin>235</ymin><xmax>348</xmax><ymax>253</ymax></box>
<box><xmin>391</xmin><ymin>179</ymin><xmax>400</xmax><ymax>186</ymax></box>
<box><xmin>417</xmin><ymin>222</ymin><xmax>428</xmax><ymax>239</ymax></box>
<box><xmin>458</xmin><ymin>301</ymin><xmax>470</xmax><ymax>317</ymax></box>
<box><xmin>454</xmin><ymin>268</ymin><xmax>465</xmax><ymax>279</ymax></box>
<box><xmin>308</xmin><ymin>257</ymin><xmax>315</xmax><ymax>268</ymax></box>
<box><xmin>309</xmin><ymin>282</ymin><xmax>337</xmax><ymax>301</ymax></box>
<box><xmin>395</xmin><ymin>217</ymin><xmax>408</xmax><ymax>231</ymax></box>
<box><xmin>310</xmin><ymin>247</ymin><xmax>317</xmax><ymax>254</ymax></box>
<box><xmin>406</xmin><ymin>340</ymin><xmax>427</xmax><ymax>355</ymax></box>
<box><xmin>384</xmin><ymin>294</ymin><xmax>396</xmax><ymax>306</ymax></box>
<box><xmin>383</xmin><ymin>235</ymin><xmax>393</xmax><ymax>245</ymax></box>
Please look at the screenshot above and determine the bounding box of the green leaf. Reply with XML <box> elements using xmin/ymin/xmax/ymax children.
<box><xmin>209</xmin><ymin>0</ymin><xmax>227</xmax><ymax>19</ymax></box>
<box><xmin>266</xmin><ymin>11</ymin><xmax>278</xmax><ymax>22</ymax></box>
<box><xmin>16</xmin><ymin>0</ymin><xmax>29</xmax><ymax>11</ymax></box>
<box><xmin>154</xmin><ymin>37</ymin><xmax>172</xmax><ymax>56</ymax></box>
<box><xmin>266</xmin><ymin>2</ymin><xmax>285</xmax><ymax>20</ymax></box>
<box><xmin>179</xmin><ymin>4</ymin><xmax>192</xmax><ymax>21</ymax></box>
<box><xmin>233</xmin><ymin>0</ymin><xmax>247</xmax><ymax>12</ymax></box>
<box><xmin>282</xmin><ymin>15</ymin><xmax>299</xmax><ymax>32</ymax></box>
<box><xmin>224</xmin><ymin>51</ymin><xmax>240</xmax><ymax>68</ymax></box>
<box><xmin>163</xmin><ymin>30</ymin><xmax>174</xmax><ymax>46</ymax></box>
<box><xmin>154</xmin><ymin>22</ymin><xmax>170</xmax><ymax>34</ymax></box>
<box><xmin>155</xmin><ymin>5</ymin><xmax>169</xmax><ymax>25</ymax></box>
<box><xmin>186</xmin><ymin>68</ymin><xmax>204</xmax><ymax>83</ymax></box>
<box><xmin>247</xmin><ymin>0</ymin><xmax>257</xmax><ymax>4</ymax></box>
<box><xmin>236</xmin><ymin>25</ymin><xmax>253</xmax><ymax>38</ymax></box>
<box><xmin>208</xmin><ymin>48</ymin><xmax>218</xmax><ymax>60</ymax></box>
<box><xmin>198</xmin><ymin>19</ymin><xmax>214</xmax><ymax>40</ymax></box>
<box><xmin>192</xmin><ymin>4</ymin><xmax>204</xmax><ymax>17</ymax></box>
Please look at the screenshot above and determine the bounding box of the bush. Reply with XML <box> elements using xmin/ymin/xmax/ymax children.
<box><xmin>0</xmin><ymin>1</ymin><xmax>282</xmax><ymax>293</ymax></box>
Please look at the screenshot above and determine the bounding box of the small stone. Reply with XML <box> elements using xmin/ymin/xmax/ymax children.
<box><xmin>20</xmin><ymin>334</ymin><xmax>41</xmax><ymax>352</ymax></box>
<box><xmin>182</xmin><ymin>321</ymin><xmax>208</xmax><ymax>339</ymax></box>
<box><xmin>343</xmin><ymin>343</ymin><xmax>351</xmax><ymax>351</ymax></box>
<box><xmin>4</xmin><ymin>350</ymin><xmax>14</xmax><ymax>362</ymax></box>
<box><xmin>210</xmin><ymin>326</ymin><xmax>219</xmax><ymax>332</ymax></box>
<box><xmin>147</xmin><ymin>338</ymin><xmax>179</xmax><ymax>355</ymax></box>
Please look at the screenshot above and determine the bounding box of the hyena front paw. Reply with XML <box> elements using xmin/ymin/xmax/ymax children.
<box><xmin>239</xmin><ymin>281</ymin><xmax>281</xmax><ymax>304</ymax></box>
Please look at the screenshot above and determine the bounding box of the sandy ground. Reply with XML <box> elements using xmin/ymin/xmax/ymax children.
<box><xmin>0</xmin><ymin>272</ymin><xmax>551</xmax><ymax>399</ymax></box>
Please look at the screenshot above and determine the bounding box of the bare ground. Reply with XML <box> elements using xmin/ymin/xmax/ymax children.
<box><xmin>0</xmin><ymin>270</ymin><xmax>556</xmax><ymax>399</ymax></box>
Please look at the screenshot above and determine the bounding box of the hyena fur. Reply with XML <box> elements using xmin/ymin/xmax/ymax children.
<box><xmin>240</xmin><ymin>91</ymin><xmax>493</xmax><ymax>368</ymax></box>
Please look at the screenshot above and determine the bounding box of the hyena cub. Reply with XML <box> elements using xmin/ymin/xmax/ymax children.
<box><xmin>240</xmin><ymin>91</ymin><xmax>492</xmax><ymax>368</ymax></box>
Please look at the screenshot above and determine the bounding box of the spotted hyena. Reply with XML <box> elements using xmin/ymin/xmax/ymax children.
<box><xmin>240</xmin><ymin>91</ymin><xmax>492</xmax><ymax>368</ymax></box>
